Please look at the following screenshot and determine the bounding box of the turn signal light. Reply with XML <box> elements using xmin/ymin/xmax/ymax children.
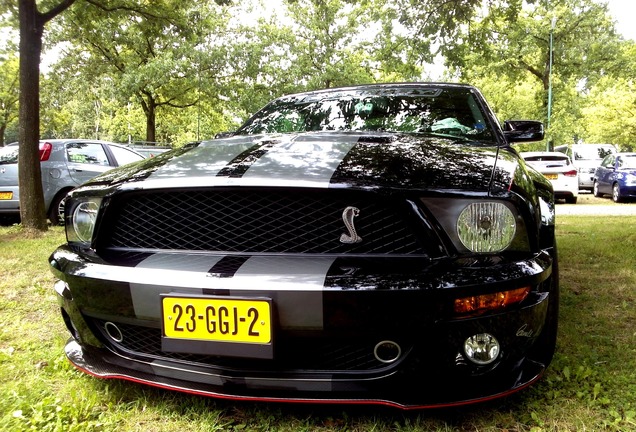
<box><xmin>454</xmin><ymin>286</ymin><xmax>531</xmax><ymax>316</ymax></box>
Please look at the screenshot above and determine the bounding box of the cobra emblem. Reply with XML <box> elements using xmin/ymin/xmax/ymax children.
<box><xmin>339</xmin><ymin>206</ymin><xmax>363</xmax><ymax>244</ymax></box>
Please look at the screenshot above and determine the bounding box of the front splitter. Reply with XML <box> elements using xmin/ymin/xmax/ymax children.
<box><xmin>64</xmin><ymin>338</ymin><xmax>545</xmax><ymax>410</ymax></box>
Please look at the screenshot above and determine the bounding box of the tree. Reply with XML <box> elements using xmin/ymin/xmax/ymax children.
<box><xmin>369</xmin><ymin>0</ymin><xmax>486</xmax><ymax>78</ymax></box>
<box><xmin>16</xmin><ymin>0</ymin><xmax>76</xmax><ymax>232</ymax></box>
<box><xmin>441</xmin><ymin>0</ymin><xmax>622</xmax><ymax>147</ymax></box>
<box><xmin>52</xmin><ymin>1</ymin><xmax>230</xmax><ymax>144</ymax></box>
<box><xmin>225</xmin><ymin>0</ymin><xmax>389</xmax><ymax>117</ymax></box>
<box><xmin>6</xmin><ymin>0</ymin><xmax>220</xmax><ymax>231</ymax></box>
<box><xmin>581</xmin><ymin>76</ymin><xmax>636</xmax><ymax>151</ymax></box>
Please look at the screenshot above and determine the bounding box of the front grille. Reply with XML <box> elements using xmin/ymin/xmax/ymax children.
<box><xmin>91</xmin><ymin>318</ymin><xmax>405</xmax><ymax>372</ymax></box>
<box><xmin>102</xmin><ymin>189</ymin><xmax>428</xmax><ymax>255</ymax></box>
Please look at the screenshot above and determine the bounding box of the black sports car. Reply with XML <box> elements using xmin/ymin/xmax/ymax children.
<box><xmin>50</xmin><ymin>83</ymin><xmax>558</xmax><ymax>409</ymax></box>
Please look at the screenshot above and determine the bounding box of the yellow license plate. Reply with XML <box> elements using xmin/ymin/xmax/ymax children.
<box><xmin>162</xmin><ymin>296</ymin><xmax>272</xmax><ymax>344</ymax></box>
<box><xmin>544</xmin><ymin>173</ymin><xmax>558</xmax><ymax>180</ymax></box>
<box><xmin>0</xmin><ymin>192</ymin><xmax>13</xmax><ymax>200</ymax></box>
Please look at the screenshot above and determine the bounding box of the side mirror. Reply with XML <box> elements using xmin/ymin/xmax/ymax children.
<box><xmin>503</xmin><ymin>120</ymin><xmax>545</xmax><ymax>143</ymax></box>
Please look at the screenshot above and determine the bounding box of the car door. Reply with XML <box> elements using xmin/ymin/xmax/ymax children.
<box><xmin>0</xmin><ymin>144</ymin><xmax>20</xmax><ymax>212</ymax></box>
<box><xmin>65</xmin><ymin>141</ymin><xmax>114</xmax><ymax>186</ymax></box>
<box><xmin>596</xmin><ymin>155</ymin><xmax>615</xmax><ymax>194</ymax></box>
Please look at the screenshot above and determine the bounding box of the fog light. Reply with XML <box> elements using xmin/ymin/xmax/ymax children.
<box><xmin>464</xmin><ymin>333</ymin><xmax>500</xmax><ymax>365</ymax></box>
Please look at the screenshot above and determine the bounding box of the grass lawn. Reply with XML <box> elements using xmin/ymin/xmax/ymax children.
<box><xmin>0</xmin><ymin>215</ymin><xmax>635</xmax><ymax>431</ymax></box>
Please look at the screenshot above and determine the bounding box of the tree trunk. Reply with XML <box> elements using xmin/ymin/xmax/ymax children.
<box><xmin>145</xmin><ymin>100</ymin><xmax>156</xmax><ymax>143</ymax></box>
<box><xmin>18</xmin><ymin>0</ymin><xmax>48</xmax><ymax>231</ymax></box>
<box><xmin>139</xmin><ymin>93</ymin><xmax>157</xmax><ymax>144</ymax></box>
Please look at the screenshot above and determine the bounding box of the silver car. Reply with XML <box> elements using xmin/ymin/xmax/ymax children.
<box><xmin>0</xmin><ymin>139</ymin><xmax>144</xmax><ymax>223</ymax></box>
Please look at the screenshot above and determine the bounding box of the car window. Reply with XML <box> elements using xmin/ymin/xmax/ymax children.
<box><xmin>522</xmin><ymin>155</ymin><xmax>571</xmax><ymax>169</ymax></box>
<box><xmin>108</xmin><ymin>145</ymin><xmax>145</xmax><ymax>166</ymax></box>
<box><xmin>236</xmin><ymin>87</ymin><xmax>494</xmax><ymax>141</ymax></box>
<box><xmin>0</xmin><ymin>145</ymin><xmax>19</xmax><ymax>164</ymax></box>
<box><xmin>600</xmin><ymin>155</ymin><xmax>613</xmax><ymax>167</ymax></box>
<box><xmin>66</xmin><ymin>142</ymin><xmax>110</xmax><ymax>166</ymax></box>
<box><xmin>523</xmin><ymin>155</ymin><xmax>569</xmax><ymax>164</ymax></box>
<box><xmin>618</xmin><ymin>155</ymin><xmax>636</xmax><ymax>169</ymax></box>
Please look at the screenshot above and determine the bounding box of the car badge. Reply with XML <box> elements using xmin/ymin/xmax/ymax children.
<box><xmin>340</xmin><ymin>206</ymin><xmax>363</xmax><ymax>244</ymax></box>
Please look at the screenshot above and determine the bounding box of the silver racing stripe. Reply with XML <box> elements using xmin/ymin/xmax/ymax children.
<box><xmin>241</xmin><ymin>135</ymin><xmax>358</xmax><ymax>188</ymax></box>
<box><xmin>130</xmin><ymin>254</ymin><xmax>336</xmax><ymax>329</ymax></box>
<box><xmin>141</xmin><ymin>133</ymin><xmax>360</xmax><ymax>188</ymax></box>
<box><xmin>146</xmin><ymin>136</ymin><xmax>262</xmax><ymax>181</ymax></box>
<box><xmin>130</xmin><ymin>253</ymin><xmax>226</xmax><ymax>320</ymax></box>
<box><xmin>230</xmin><ymin>256</ymin><xmax>335</xmax><ymax>329</ymax></box>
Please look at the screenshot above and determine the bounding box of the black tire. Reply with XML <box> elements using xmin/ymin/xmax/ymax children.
<box><xmin>593</xmin><ymin>181</ymin><xmax>602</xmax><ymax>197</ymax></box>
<box><xmin>612</xmin><ymin>183</ymin><xmax>623</xmax><ymax>203</ymax></box>
<box><xmin>48</xmin><ymin>190</ymin><xmax>70</xmax><ymax>226</ymax></box>
<box><xmin>565</xmin><ymin>195</ymin><xmax>577</xmax><ymax>204</ymax></box>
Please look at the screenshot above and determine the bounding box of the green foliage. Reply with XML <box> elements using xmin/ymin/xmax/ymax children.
<box><xmin>581</xmin><ymin>76</ymin><xmax>636</xmax><ymax>151</ymax></box>
<box><xmin>47</xmin><ymin>0</ymin><xmax>232</xmax><ymax>143</ymax></box>
<box><xmin>5</xmin><ymin>0</ymin><xmax>634</xmax><ymax>150</ymax></box>
<box><xmin>0</xmin><ymin>50</ymin><xmax>19</xmax><ymax>144</ymax></box>
<box><xmin>444</xmin><ymin>0</ymin><xmax>631</xmax><ymax>148</ymax></box>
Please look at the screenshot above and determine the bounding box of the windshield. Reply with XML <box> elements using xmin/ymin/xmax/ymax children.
<box><xmin>0</xmin><ymin>145</ymin><xmax>19</xmax><ymax>164</ymax></box>
<box><xmin>236</xmin><ymin>87</ymin><xmax>495</xmax><ymax>142</ymax></box>
<box><xmin>524</xmin><ymin>155</ymin><xmax>570</xmax><ymax>165</ymax></box>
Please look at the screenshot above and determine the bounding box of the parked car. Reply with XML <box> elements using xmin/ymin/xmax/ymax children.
<box><xmin>50</xmin><ymin>83</ymin><xmax>558</xmax><ymax>409</ymax></box>
<box><xmin>520</xmin><ymin>151</ymin><xmax>578</xmax><ymax>204</ymax></box>
<box><xmin>0</xmin><ymin>139</ymin><xmax>144</xmax><ymax>223</ymax></box>
<box><xmin>593</xmin><ymin>152</ymin><xmax>636</xmax><ymax>202</ymax></box>
<box><xmin>554</xmin><ymin>143</ymin><xmax>617</xmax><ymax>191</ymax></box>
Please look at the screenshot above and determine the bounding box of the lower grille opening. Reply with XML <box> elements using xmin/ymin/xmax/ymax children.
<box><xmin>90</xmin><ymin>318</ymin><xmax>409</xmax><ymax>373</ymax></box>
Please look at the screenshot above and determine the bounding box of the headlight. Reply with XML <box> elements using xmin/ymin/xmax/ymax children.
<box><xmin>457</xmin><ymin>202</ymin><xmax>516</xmax><ymax>253</ymax></box>
<box><xmin>66</xmin><ymin>198</ymin><xmax>102</xmax><ymax>245</ymax></box>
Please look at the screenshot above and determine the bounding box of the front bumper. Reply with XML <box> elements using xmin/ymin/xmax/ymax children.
<box><xmin>63</xmin><ymin>337</ymin><xmax>546</xmax><ymax>409</ymax></box>
<box><xmin>51</xmin><ymin>246</ymin><xmax>555</xmax><ymax>409</ymax></box>
<box><xmin>618</xmin><ymin>184</ymin><xmax>636</xmax><ymax>199</ymax></box>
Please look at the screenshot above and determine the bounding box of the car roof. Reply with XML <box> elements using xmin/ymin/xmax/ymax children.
<box><xmin>271</xmin><ymin>82</ymin><xmax>477</xmax><ymax>101</ymax></box>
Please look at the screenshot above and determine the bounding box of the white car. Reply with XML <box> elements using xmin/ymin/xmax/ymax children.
<box><xmin>521</xmin><ymin>151</ymin><xmax>579</xmax><ymax>204</ymax></box>
<box><xmin>554</xmin><ymin>143</ymin><xmax>617</xmax><ymax>191</ymax></box>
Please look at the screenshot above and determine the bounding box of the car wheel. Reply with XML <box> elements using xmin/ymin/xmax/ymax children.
<box><xmin>612</xmin><ymin>183</ymin><xmax>623</xmax><ymax>203</ymax></box>
<box><xmin>593</xmin><ymin>181</ymin><xmax>602</xmax><ymax>198</ymax></box>
<box><xmin>565</xmin><ymin>196</ymin><xmax>577</xmax><ymax>204</ymax></box>
<box><xmin>48</xmin><ymin>190</ymin><xmax>70</xmax><ymax>226</ymax></box>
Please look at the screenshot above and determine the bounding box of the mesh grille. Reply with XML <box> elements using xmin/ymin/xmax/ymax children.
<box><xmin>92</xmin><ymin>319</ymin><xmax>400</xmax><ymax>372</ymax></box>
<box><xmin>103</xmin><ymin>189</ymin><xmax>426</xmax><ymax>254</ymax></box>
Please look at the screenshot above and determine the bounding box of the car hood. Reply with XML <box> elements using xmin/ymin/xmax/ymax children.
<box><xmin>617</xmin><ymin>167</ymin><xmax>636</xmax><ymax>175</ymax></box>
<box><xmin>88</xmin><ymin>132</ymin><xmax>517</xmax><ymax>194</ymax></box>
